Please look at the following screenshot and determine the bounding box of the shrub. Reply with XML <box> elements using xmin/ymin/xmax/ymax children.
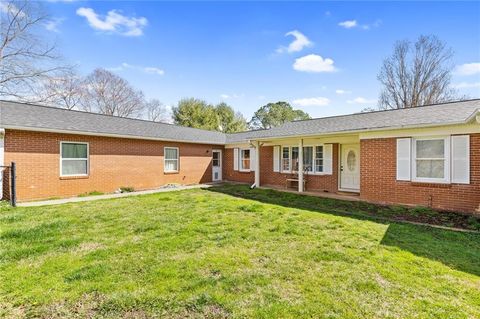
<box><xmin>120</xmin><ymin>187</ymin><xmax>134</xmax><ymax>193</ymax></box>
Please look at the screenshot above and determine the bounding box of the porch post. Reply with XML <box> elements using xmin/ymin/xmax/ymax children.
<box><xmin>254</xmin><ymin>141</ymin><xmax>260</xmax><ymax>187</ymax></box>
<box><xmin>298</xmin><ymin>139</ymin><xmax>304</xmax><ymax>192</ymax></box>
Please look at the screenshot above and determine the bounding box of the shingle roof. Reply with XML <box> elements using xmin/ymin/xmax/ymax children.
<box><xmin>1</xmin><ymin>99</ymin><xmax>479</xmax><ymax>145</ymax></box>
<box><xmin>226</xmin><ymin>99</ymin><xmax>480</xmax><ymax>143</ymax></box>
<box><xmin>0</xmin><ymin>100</ymin><xmax>226</xmax><ymax>144</ymax></box>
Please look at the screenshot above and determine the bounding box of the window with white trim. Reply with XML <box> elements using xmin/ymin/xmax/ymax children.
<box><xmin>282</xmin><ymin>147</ymin><xmax>290</xmax><ymax>171</ymax></box>
<box><xmin>60</xmin><ymin>142</ymin><xmax>88</xmax><ymax>176</ymax></box>
<box><xmin>413</xmin><ymin>137</ymin><xmax>449</xmax><ymax>182</ymax></box>
<box><xmin>164</xmin><ymin>147</ymin><xmax>179</xmax><ymax>172</ymax></box>
<box><xmin>303</xmin><ymin>146</ymin><xmax>313</xmax><ymax>172</ymax></box>
<box><xmin>240</xmin><ymin>149</ymin><xmax>250</xmax><ymax>171</ymax></box>
<box><xmin>315</xmin><ymin>146</ymin><xmax>324</xmax><ymax>173</ymax></box>
<box><xmin>280</xmin><ymin>145</ymin><xmax>324</xmax><ymax>173</ymax></box>
<box><xmin>291</xmin><ymin>147</ymin><xmax>299</xmax><ymax>171</ymax></box>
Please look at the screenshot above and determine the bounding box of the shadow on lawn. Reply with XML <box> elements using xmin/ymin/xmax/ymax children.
<box><xmin>207</xmin><ymin>184</ymin><xmax>480</xmax><ymax>277</ymax></box>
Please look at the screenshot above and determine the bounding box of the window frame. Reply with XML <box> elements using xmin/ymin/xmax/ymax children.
<box><xmin>412</xmin><ymin>136</ymin><xmax>450</xmax><ymax>183</ymax></box>
<box><xmin>239</xmin><ymin>148</ymin><xmax>251</xmax><ymax>172</ymax></box>
<box><xmin>164</xmin><ymin>147</ymin><xmax>180</xmax><ymax>173</ymax></box>
<box><xmin>280</xmin><ymin>144</ymin><xmax>326</xmax><ymax>175</ymax></box>
<box><xmin>212</xmin><ymin>150</ymin><xmax>221</xmax><ymax>168</ymax></box>
<box><xmin>282</xmin><ymin>146</ymin><xmax>290</xmax><ymax>172</ymax></box>
<box><xmin>60</xmin><ymin>141</ymin><xmax>89</xmax><ymax>177</ymax></box>
<box><xmin>315</xmin><ymin>145</ymin><xmax>324</xmax><ymax>173</ymax></box>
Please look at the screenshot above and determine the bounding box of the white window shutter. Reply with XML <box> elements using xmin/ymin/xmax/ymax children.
<box><xmin>451</xmin><ymin>135</ymin><xmax>470</xmax><ymax>184</ymax></box>
<box><xmin>396</xmin><ymin>138</ymin><xmax>411</xmax><ymax>181</ymax></box>
<box><xmin>323</xmin><ymin>144</ymin><xmax>333</xmax><ymax>174</ymax></box>
<box><xmin>273</xmin><ymin>146</ymin><xmax>280</xmax><ymax>172</ymax></box>
<box><xmin>250</xmin><ymin>148</ymin><xmax>256</xmax><ymax>171</ymax></box>
<box><xmin>233</xmin><ymin>148</ymin><xmax>239</xmax><ymax>171</ymax></box>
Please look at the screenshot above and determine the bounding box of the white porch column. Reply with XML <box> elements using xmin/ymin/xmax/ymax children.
<box><xmin>254</xmin><ymin>141</ymin><xmax>260</xmax><ymax>187</ymax></box>
<box><xmin>298</xmin><ymin>139</ymin><xmax>304</xmax><ymax>192</ymax></box>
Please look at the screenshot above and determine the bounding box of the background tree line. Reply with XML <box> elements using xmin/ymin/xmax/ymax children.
<box><xmin>0</xmin><ymin>0</ymin><xmax>467</xmax><ymax>133</ymax></box>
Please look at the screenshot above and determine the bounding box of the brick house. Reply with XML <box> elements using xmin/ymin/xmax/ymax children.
<box><xmin>1</xmin><ymin>99</ymin><xmax>479</xmax><ymax>213</ymax></box>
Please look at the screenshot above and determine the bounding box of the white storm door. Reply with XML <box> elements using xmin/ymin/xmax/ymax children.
<box><xmin>212</xmin><ymin>150</ymin><xmax>222</xmax><ymax>181</ymax></box>
<box><xmin>340</xmin><ymin>144</ymin><xmax>360</xmax><ymax>191</ymax></box>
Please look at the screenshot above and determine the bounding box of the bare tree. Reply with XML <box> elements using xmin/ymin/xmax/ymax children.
<box><xmin>39</xmin><ymin>71</ymin><xmax>83</xmax><ymax>109</ymax></box>
<box><xmin>145</xmin><ymin>98</ymin><xmax>169</xmax><ymax>122</ymax></box>
<box><xmin>0</xmin><ymin>0</ymin><xmax>70</xmax><ymax>101</ymax></box>
<box><xmin>81</xmin><ymin>68</ymin><xmax>145</xmax><ymax>118</ymax></box>
<box><xmin>378</xmin><ymin>35</ymin><xmax>457</xmax><ymax>109</ymax></box>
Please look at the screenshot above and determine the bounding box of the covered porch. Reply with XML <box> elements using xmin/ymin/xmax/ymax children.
<box><xmin>250</xmin><ymin>133</ymin><xmax>361</xmax><ymax>195</ymax></box>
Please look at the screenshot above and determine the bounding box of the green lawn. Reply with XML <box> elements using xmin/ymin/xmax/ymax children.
<box><xmin>1</xmin><ymin>185</ymin><xmax>479</xmax><ymax>318</ymax></box>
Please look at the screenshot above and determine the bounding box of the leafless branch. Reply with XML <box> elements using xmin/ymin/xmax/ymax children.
<box><xmin>0</xmin><ymin>0</ymin><xmax>72</xmax><ymax>101</ymax></box>
<box><xmin>80</xmin><ymin>68</ymin><xmax>145</xmax><ymax>118</ymax></box>
<box><xmin>145</xmin><ymin>98</ymin><xmax>169</xmax><ymax>122</ymax></box>
<box><xmin>377</xmin><ymin>35</ymin><xmax>458</xmax><ymax>109</ymax></box>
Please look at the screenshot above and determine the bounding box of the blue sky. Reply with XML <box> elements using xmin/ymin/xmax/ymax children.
<box><xmin>44</xmin><ymin>1</ymin><xmax>480</xmax><ymax>119</ymax></box>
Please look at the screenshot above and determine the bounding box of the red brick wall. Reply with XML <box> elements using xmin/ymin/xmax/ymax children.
<box><xmin>4</xmin><ymin>130</ymin><xmax>220</xmax><ymax>201</ymax></box>
<box><xmin>223</xmin><ymin>148</ymin><xmax>255</xmax><ymax>184</ymax></box>
<box><xmin>360</xmin><ymin>134</ymin><xmax>480</xmax><ymax>213</ymax></box>
<box><xmin>223</xmin><ymin>145</ymin><xmax>339</xmax><ymax>192</ymax></box>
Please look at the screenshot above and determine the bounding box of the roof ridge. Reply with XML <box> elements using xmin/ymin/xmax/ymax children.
<box><xmin>288</xmin><ymin>98</ymin><xmax>480</xmax><ymax>124</ymax></box>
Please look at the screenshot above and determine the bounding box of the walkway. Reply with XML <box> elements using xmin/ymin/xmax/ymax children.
<box><xmin>17</xmin><ymin>184</ymin><xmax>214</xmax><ymax>207</ymax></box>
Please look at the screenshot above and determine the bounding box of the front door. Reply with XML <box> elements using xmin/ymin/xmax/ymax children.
<box><xmin>212</xmin><ymin>150</ymin><xmax>222</xmax><ymax>182</ymax></box>
<box><xmin>340</xmin><ymin>144</ymin><xmax>360</xmax><ymax>191</ymax></box>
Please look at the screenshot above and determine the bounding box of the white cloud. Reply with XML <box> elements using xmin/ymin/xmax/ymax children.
<box><xmin>276</xmin><ymin>30</ymin><xmax>313</xmax><ymax>53</ymax></box>
<box><xmin>455</xmin><ymin>63</ymin><xmax>480</xmax><ymax>76</ymax></box>
<box><xmin>143</xmin><ymin>67</ymin><xmax>165</xmax><ymax>75</ymax></box>
<box><xmin>293</xmin><ymin>54</ymin><xmax>336</xmax><ymax>73</ymax></box>
<box><xmin>44</xmin><ymin>18</ymin><xmax>65</xmax><ymax>33</ymax></box>
<box><xmin>335</xmin><ymin>89</ymin><xmax>351</xmax><ymax>95</ymax></box>
<box><xmin>347</xmin><ymin>97</ymin><xmax>377</xmax><ymax>104</ymax></box>
<box><xmin>338</xmin><ymin>20</ymin><xmax>357</xmax><ymax>29</ymax></box>
<box><xmin>76</xmin><ymin>7</ymin><xmax>147</xmax><ymax>36</ymax></box>
<box><xmin>108</xmin><ymin>63</ymin><xmax>164</xmax><ymax>75</ymax></box>
<box><xmin>339</xmin><ymin>19</ymin><xmax>381</xmax><ymax>30</ymax></box>
<box><xmin>220</xmin><ymin>93</ymin><xmax>244</xmax><ymax>99</ymax></box>
<box><xmin>452</xmin><ymin>82</ymin><xmax>480</xmax><ymax>89</ymax></box>
<box><xmin>292</xmin><ymin>97</ymin><xmax>330</xmax><ymax>107</ymax></box>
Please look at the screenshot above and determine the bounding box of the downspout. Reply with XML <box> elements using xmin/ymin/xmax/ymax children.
<box><xmin>249</xmin><ymin>140</ymin><xmax>261</xmax><ymax>189</ymax></box>
<box><xmin>0</xmin><ymin>128</ymin><xmax>4</xmax><ymax>200</ymax></box>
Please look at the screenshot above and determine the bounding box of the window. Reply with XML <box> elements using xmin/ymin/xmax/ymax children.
<box><xmin>282</xmin><ymin>147</ymin><xmax>290</xmax><ymax>171</ymax></box>
<box><xmin>282</xmin><ymin>146</ymin><xmax>323</xmax><ymax>173</ymax></box>
<box><xmin>164</xmin><ymin>147</ymin><xmax>179</xmax><ymax>172</ymax></box>
<box><xmin>315</xmin><ymin>146</ymin><xmax>324</xmax><ymax>173</ymax></box>
<box><xmin>413</xmin><ymin>137</ymin><xmax>448</xmax><ymax>182</ymax></box>
<box><xmin>281</xmin><ymin>145</ymin><xmax>324</xmax><ymax>173</ymax></box>
<box><xmin>212</xmin><ymin>151</ymin><xmax>220</xmax><ymax>167</ymax></box>
<box><xmin>60</xmin><ymin>142</ymin><xmax>88</xmax><ymax>176</ymax></box>
<box><xmin>291</xmin><ymin>147</ymin><xmax>299</xmax><ymax>171</ymax></box>
<box><xmin>303</xmin><ymin>146</ymin><xmax>313</xmax><ymax>172</ymax></box>
<box><xmin>240</xmin><ymin>149</ymin><xmax>250</xmax><ymax>171</ymax></box>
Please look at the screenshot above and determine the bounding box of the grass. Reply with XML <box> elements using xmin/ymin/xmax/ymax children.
<box><xmin>214</xmin><ymin>184</ymin><xmax>480</xmax><ymax>231</ymax></box>
<box><xmin>0</xmin><ymin>185</ymin><xmax>479</xmax><ymax>318</ymax></box>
